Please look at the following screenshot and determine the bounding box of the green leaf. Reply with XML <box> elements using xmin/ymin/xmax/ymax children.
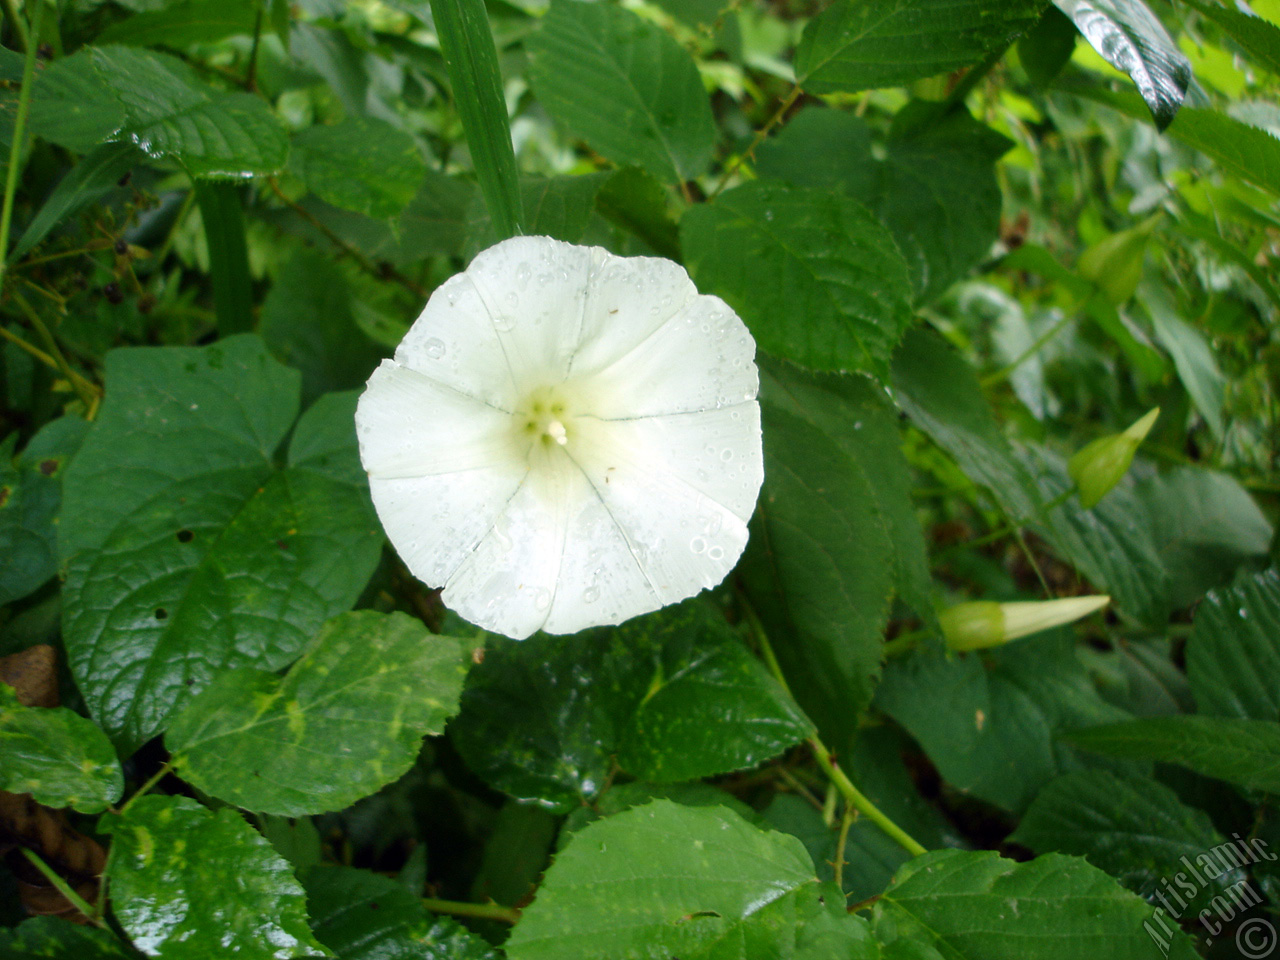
<box><xmin>464</xmin><ymin>173</ymin><xmax>610</xmax><ymax>256</ymax></box>
<box><xmin>1010</xmin><ymin>770</ymin><xmax>1238</xmax><ymax>914</ymax></box>
<box><xmin>1067</xmin><ymin>716</ymin><xmax>1280</xmax><ymax>794</ymax></box>
<box><xmin>30</xmin><ymin>46</ymin><xmax>287</xmax><ymax>178</ymax></box>
<box><xmin>1183</xmin><ymin>0</ymin><xmax>1280</xmax><ymax>76</ymax></box>
<box><xmin>429</xmin><ymin>0</ymin><xmax>523</xmax><ymax>238</ymax></box>
<box><xmin>1137</xmin><ymin>469</ymin><xmax>1272</xmax><ymax>609</ymax></box>
<box><xmin>756</xmin><ymin>104</ymin><xmax>1011</xmax><ymax>305</ymax></box>
<box><xmin>594</xmin><ymin>166</ymin><xmax>681</xmax><ymax>260</ymax></box>
<box><xmin>0</xmin><ymin>683</ymin><xmax>122</xmax><ymax>813</ymax></box>
<box><xmin>289</xmin><ymin>117</ymin><xmax>427</xmax><ymax>220</ymax></box>
<box><xmin>1187</xmin><ymin>568</ymin><xmax>1280</xmax><ymax>721</ymax></box>
<box><xmin>194</xmin><ymin>180</ymin><xmax>253</xmax><ymax>335</ymax></box>
<box><xmin>560</xmin><ymin>781</ymin><xmax>766</xmax><ymax>844</ymax></box>
<box><xmin>96</xmin><ymin>0</ymin><xmax>260</xmax><ymax>48</ymax></box>
<box><xmin>1067</xmin><ymin>82</ymin><xmax>1280</xmax><ymax>197</ymax></box>
<box><xmin>759</xmin><ymin>359</ymin><xmax>934</xmax><ymax>626</ymax></box>
<box><xmin>795</xmin><ymin>0</ymin><xmax>1044</xmax><ymax>94</ymax></box>
<box><xmin>737</xmin><ymin>377</ymin><xmax>897</xmax><ymax>750</ymax></box>
<box><xmin>306</xmin><ymin>866</ymin><xmax>498</xmax><ymax>959</ymax></box>
<box><xmin>0</xmin><ymin>918</ymin><xmax>135</xmax><ymax>959</ymax></box>
<box><xmin>505</xmin><ymin>799</ymin><xmax>849</xmax><ymax>960</ymax></box>
<box><xmin>527</xmin><ymin>0</ymin><xmax>716</xmax><ymax>184</ymax></box>
<box><xmin>681</xmin><ymin>182</ymin><xmax>913</xmax><ymax>376</ymax></box>
<box><xmin>259</xmin><ymin>248</ymin><xmax>384</xmax><ymax>407</ymax></box>
<box><xmin>450</xmin><ymin>601</ymin><xmax>812</xmax><ymax>811</ymax></box>
<box><xmin>10</xmin><ymin>142</ymin><xmax>141</xmax><ymax>263</ymax></box>
<box><xmin>891</xmin><ymin>327</ymin><xmax>1044</xmax><ymax>522</ymax></box>
<box><xmin>1018</xmin><ymin>6</ymin><xmax>1078</xmax><ymax>87</ymax></box>
<box><xmin>60</xmin><ymin>338</ymin><xmax>381</xmax><ymax>752</ymax></box>
<box><xmin>877</xmin><ymin>638</ymin><xmax>1134</xmax><ymax>813</ymax></box>
<box><xmin>103</xmin><ymin>795</ymin><xmax>327</xmax><ymax>959</ymax></box>
<box><xmin>0</xmin><ymin>416</ymin><xmax>87</xmax><ymax>606</ymax></box>
<box><xmin>1054</xmin><ymin>0</ymin><xmax>1190</xmax><ymax>129</ymax></box>
<box><xmin>874</xmin><ymin>849</ymin><xmax>1197</xmax><ymax>958</ymax></box>
<box><xmin>168</xmin><ymin>612</ymin><xmax>470</xmax><ymax>816</ymax></box>
<box><xmin>1143</xmin><ymin>283</ymin><xmax>1227</xmax><ymax>437</ymax></box>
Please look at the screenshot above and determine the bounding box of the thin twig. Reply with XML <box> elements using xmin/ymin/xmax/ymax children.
<box><xmin>7</xmin><ymin>287</ymin><xmax>100</xmax><ymax>412</ymax></box>
<box><xmin>832</xmin><ymin>802</ymin><xmax>855</xmax><ymax>891</ymax></box>
<box><xmin>422</xmin><ymin>897</ymin><xmax>521</xmax><ymax>924</ymax></box>
<box><xmin>20</xmin><ymin>848</ymin><xmax>110</xmax><ymax>929</ymax></box>
<box><xmin>710</xmin><ymin>84</ymin><xmax>801</xmax><ymax>199</ymax></box>
<box><xmin>117</xmin><ymin>760</ymin><xmax>176</xmax><ymax>817</ymax></box>
<box><xmin>0</xmin><ymin>0</ymin><xmax>43</xmax><ymax>283</ymax></box>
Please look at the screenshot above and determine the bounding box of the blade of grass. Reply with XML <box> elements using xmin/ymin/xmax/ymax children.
<box><xmin>194</xmin><ymin>180</ymin><xmax>254</xmax><ymax>335</ymax></box>
<box><xmin>429</xmin><ymin>0</ymin><xmax>523</xmax><ymax>242</ymax></box>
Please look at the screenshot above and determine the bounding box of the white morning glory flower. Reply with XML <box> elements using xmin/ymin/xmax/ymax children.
<box><xmin>355</xmin><ymin>235</ymin><xmax>763</xmax><ymax>640</ymax></box>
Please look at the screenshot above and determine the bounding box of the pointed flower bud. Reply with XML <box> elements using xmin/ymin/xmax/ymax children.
<box><xmin>1068</xmin><ymin>407</ymin><xmax>1159</xmax><ymax>509</ymax></box>
<box><xmin>941</xmin><ymin>595</ymin><xmax>1111</xmax><ymax>651</ymax></box>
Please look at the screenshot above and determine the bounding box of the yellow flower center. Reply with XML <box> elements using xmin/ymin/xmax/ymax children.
<box><xmin>514</xmin><ymin>385</ymin><xmax>579</xmax><ymax>460</ymax></box>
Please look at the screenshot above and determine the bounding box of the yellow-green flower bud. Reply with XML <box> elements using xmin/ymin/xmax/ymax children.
<box><xmin>941</xmin><ymin>595</ymin><xmax>1111</xmax><ymax>651</ymax></box>
<box><xmin>1068</xmin><ymin>407</ymin><xmax>1159</xmax><ymax>509</ymax></box>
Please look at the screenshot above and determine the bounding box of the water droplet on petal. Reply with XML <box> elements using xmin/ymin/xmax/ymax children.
<box><xmin>533</xmin><ymin>587</ymin><xmax>551</xmax><ymax>610</ymax></box>
<box><xmin>584</xmin><ymin>586</ymin><xmax>600</xmax><ymax>603</ymax></box>
<box><xmin>424</xmin><ymin>337</ymin><xmax>446</xmax><ymax>359</ymax></box>
<box><xmin>708</xmin><ymin>546</ymin><xmax>725</xmax><ymax>561</ymax></box>
<box><xmin>690</xmin><ymin>537</ymin><xmax>707</xmax><ymax>554</ymax></box>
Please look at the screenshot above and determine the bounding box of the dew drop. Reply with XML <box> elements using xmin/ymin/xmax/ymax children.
<box><xmin>516</xmin><ymin>262</ymin><xmax>532</xmax><ymax>289</ymax></box>
<box><xmin>690</xmin><ymin>537</ymin><xmax>707</xmax><ymax>554</ymax></box>
<box><xmin>533</xmin><ymin>587</ymin><xmax>552</xmax><ymax>610</ymax></box>
<box><xmin>697</xmin><ymin>469</ymin><xmax>709</xmax><ymax>481</ymax></box>
<box><xmin>708</xmin><ymin>546</ymin><xmax>725</xmax><ymax>561</ymax></box>
<box><xmin>424</xmin><ymin>337</ymin><xmax>446</xmax><ymax>359</ymax></box>
<box><xmin>584</xmin><ymin>586</ymin><xmax>600</xmax><ymax>604</ymax></box>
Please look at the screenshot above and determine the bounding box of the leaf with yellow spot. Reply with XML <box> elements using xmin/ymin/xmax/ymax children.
<box><xmin>166</xmin><ymin>611</ymin><xmax>474</xmax><ymax>816</ymax></box>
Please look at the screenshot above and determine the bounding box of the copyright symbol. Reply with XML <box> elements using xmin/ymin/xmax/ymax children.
<box><xmin>1238</xmin><ymin>918</ymin><xmax>1277</xmax><ymax>958</ymax></box>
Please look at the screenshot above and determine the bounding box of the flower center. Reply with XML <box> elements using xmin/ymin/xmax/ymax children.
<box><xmin>515</xmin><ymin>386</ymin><xmax>578</xmax><ymax>459</ymax></box>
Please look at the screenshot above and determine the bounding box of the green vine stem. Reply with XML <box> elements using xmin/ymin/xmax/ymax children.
<box><xmin>422</xmin><ymin>897</ymin><xmax>521</xmax><ymax>924</ymax></box>
<box><xmin>0</xmin><ymin>0</ymin><xmax>43</xmax><ymax>286</ymax></box>
<box><xmin>20</xmin><ymin>848</ymin><xmax>109</xmax><ymax>928</ymax></box>
<box><xmin>116</xmin><ymin>760</ymin><xmax>176</xmax><ymax>816</ymax></box>
<box><xmin>742</xmin><ymin>598</ymin><xmax>928</xmax><ymax>858</ymax></box>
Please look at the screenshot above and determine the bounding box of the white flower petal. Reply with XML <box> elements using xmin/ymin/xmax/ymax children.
<box><xmin>575</xmin><ymin>294</ymin><xmax>758</xmax><ymax>419</ymax></box>
<box><xmin>356</xmin><ymin>361</ymin><xmax>520</xmax><ymax>479</ymax></box>
<box><xmin>463</xmin><ymin>235</ymin><xmax>602</xmax><ymax>392</ymax></box>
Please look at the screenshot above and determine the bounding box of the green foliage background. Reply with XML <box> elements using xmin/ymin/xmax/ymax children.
<box><xmin>0</xmin><ymin>0</ymin><xmax>1277</xmax><ymax>956</ymax></box>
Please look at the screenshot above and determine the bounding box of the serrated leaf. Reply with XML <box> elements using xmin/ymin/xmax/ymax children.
<box><xmin>289</xmin><ymin>117</ymin><xmax>427</xmax><ymax>220</ymax></box>
<box><xmin>260</xmin><ymin>248</ymin><xmax>384</xmax><ymax>407</ymax></box>
<box><xmin>682</xmin><ymin>182</ymin><xmax>912</xmax><ymax>376</ymax></box>
<box><xmin>0</xmin><ymin>684</ymin><xmax>122</xmax><ymax>813</ymax></box>
<box><xmin>891</xmin><ymin>327</ymin><xmax>1044</xmax><ymax>522</ymax></box>
<box><xmin>168</xmin><ymin>612</ymin><xmax>470</xmax><ymax>816</ymax></box>
<box><xmin>505</xmin><ymin>800</ymin><xmax>838</xmax><ymax>960</ymax></box>
<box><xmin>595</xmin><ymin>166</ymin><xmax>682</xmax><ymax>260</ymax></box>
<box><xmin>1067</xmin><ymin>82</ymin><xmax>1280</xmax><ymax>197</ymax></box>
<box><xmin>874</xmin><ymin>849</ymin><xmax>1198</xmax><ymax>959</ymax></box>
<box><xmin>1187</xmin><ymin>569</ymin><xmax>1280</xmax><ymax>721</ymax></box>
<box><xmin>450</xmin><ymin>601</ymin><xmax>812</xmax><ymax>811</ymax></box>
<box><xmin>527</xmin><ymin>0</ymin><xmax>716</xmax><ymax>183</ymax></box>
<box><xmin>1010</xmin><ymin>770</ymin><xmax>1238</xmax><ymax>914</ymax></box>
<box><xmin>795</xmin><ymin>0</ymin><xmax>1045</xmax><ymax>94</ymax></box>
<box><xmin>1054</xmin><ymin>0</ymin><xmax>1190</xmax><ymax>129</ymax></box>
<box><xmin>103</xmin><ymin>795</ymin><xmax>327</xmax><ymax>959</ymax></box>
<box><xmin>10</xmin><ymin>142</ymin><xmax>142</xmax><ymax>263</ymax></box>
<box><xmin>1019</xmin><ymin>6</ymin><xmax>1079</xmax><ymax>86</ymax></box>
<box><xmin>1067</xmin><ymin>716</ymin><xmax>1280</xmax><ymax>794</ymax></box>
<box><xmin>0</xmin><ymin>416</ymin><xmax>87</xmax><ymax>606</ymax></box>
<box><xmin>757</xmin><ymin>103</ymin><xmax>1010</xmax><ymax>306</ymax></box>
<box><xmin>1137</xmin><ymin>469</ymin><xmax>1272</xmax><ymax>609</ymax></box>
<box><xmin>306</xmin><ymin>866</ymin><xmax>498</xmax><ymax>959</ymax></box>
<box><xmin>0</xmin><ymin>917</ymin><xmax>135</xmax><ymax>958</ymax></box>
<box><xmin>877</xmin><ymin>638</ymin><xmax>1133</xmax><ymax>813</ymax></box>
<box><xmin>96</xmin><ymin>0</ymin><xmax>260</xmax><ymax>48</ymax></box>
<box><xmin>464</xmin><ymin>173</ymin><xmax>610</xmax><ymax>256</ymax></box>
<box><xmin>29</xmin><ymin>46</ymin><xmax>287</xmax><ymax>177</ymax></box>
<box><xmin>60</xmin><ymin>338</ymin><xmax>381</xmax><ymax>752</ymax></box>
<box><xmin>1184</xmin><ymin>0</ymin><xmax>1280</xmax><ymax>76</ymax></box>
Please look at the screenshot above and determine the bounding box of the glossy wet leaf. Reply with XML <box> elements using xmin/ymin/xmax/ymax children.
<box><xmin>60</xmin><ymin>338</ymin><xmax>381</xmax><ymax>752</ymax></box>
<box><xmin>682</xmin><ymin>181</ymin><xmax>913</xmax><ymax>376</ymax></box>
<box><xmin>168</xmin><ymin>612</ymin><xmax>470</xmax><ymax>816</ymax></box>
<box><xmin>874</xmin><ymin>849</ymin><xmax>1198</xmax><ymax>958</ymax></box>
<box><xmin>103</xmin><ymin>795</ymin><xmax>326</xmax><ymax>959</ymax></box>
<box><xmin>1010</xmin><ymin>770</ymin><xmax>1236</xmax><ymax>914</ymax></box>
<box><xmin>0</xmin><ymin>683</ymin><xmax>122</xmax><ymax>813</ymax></box>
<box><xmin>1182</xmin><ymin>0</ymin><xmax>1280</xmax><ymax>77</ymax></box>
<box><xmin>739</xmin><ymin>385</ymin><xmax>896</xmax><ymax>751</ymax></box>
<box><xmin>877</xmin><ymin>638</ymin><xmax>1133</xmax><ymax>813</ymax></box>
<box><xmin>795</xmin><ymin>0</ymin><xmax>1044</xmax><ymax>94</ymax></box>
<box><xmin>1067</xmin><ymin>716</ymin><xmax>1280</xmax><ymax>794</ymax></box>
<box><xmin>0</xmin><ymin>416</ymin><xmax>87</xmax><ymax>606</ymax></box>
<box><xmin>1053</xmin><ymin>0</ymin><xmax>1191</xmax><ymax>129</ymax></box>
<box><xmin>450</xmin><ymin>601</ymin><xmax>812</xmax><ymax>811</ymax></box>
<box><xmin>527</xmin><ymin>0</ymin><xmax>716</xmax><ymax>184</ymax></box>
<box><xmin>29</xmin><ymin>46</ymin><xmax>287</xmax><ymax>178</ymax></box>
<box><xmin>505</xmin><ymin>800</ymin><xmax>861</xmax><ymax>960</ymax></box>
<box><xmin>0</xmin><ymin>918</ymin><xmax>135</xmax><ymax>958</ymax></box>
<box><xmin>289</xmin><ymin>117</ymin><xmax>427</xmax><ymax>220</ymax></box>
<box><xmin>306</xmin><ymin>865</ymin><xmax>498</xmax><ymax>959</ymax></box>
<box><xmin>1186</xmin><ymin>569</ymin><xmax>1280</xmax><ymax>722</ymax></box>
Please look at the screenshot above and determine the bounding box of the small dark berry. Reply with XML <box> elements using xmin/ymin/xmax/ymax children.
<box><xmin>103</xmin><ymin>282</ymin><xmax>123</xmax><ymax>304</ymax></box>
<box><xmin>114</xmin><ymin>239</ymin><xmax>128</xmax><ymax>256</ymax></box>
